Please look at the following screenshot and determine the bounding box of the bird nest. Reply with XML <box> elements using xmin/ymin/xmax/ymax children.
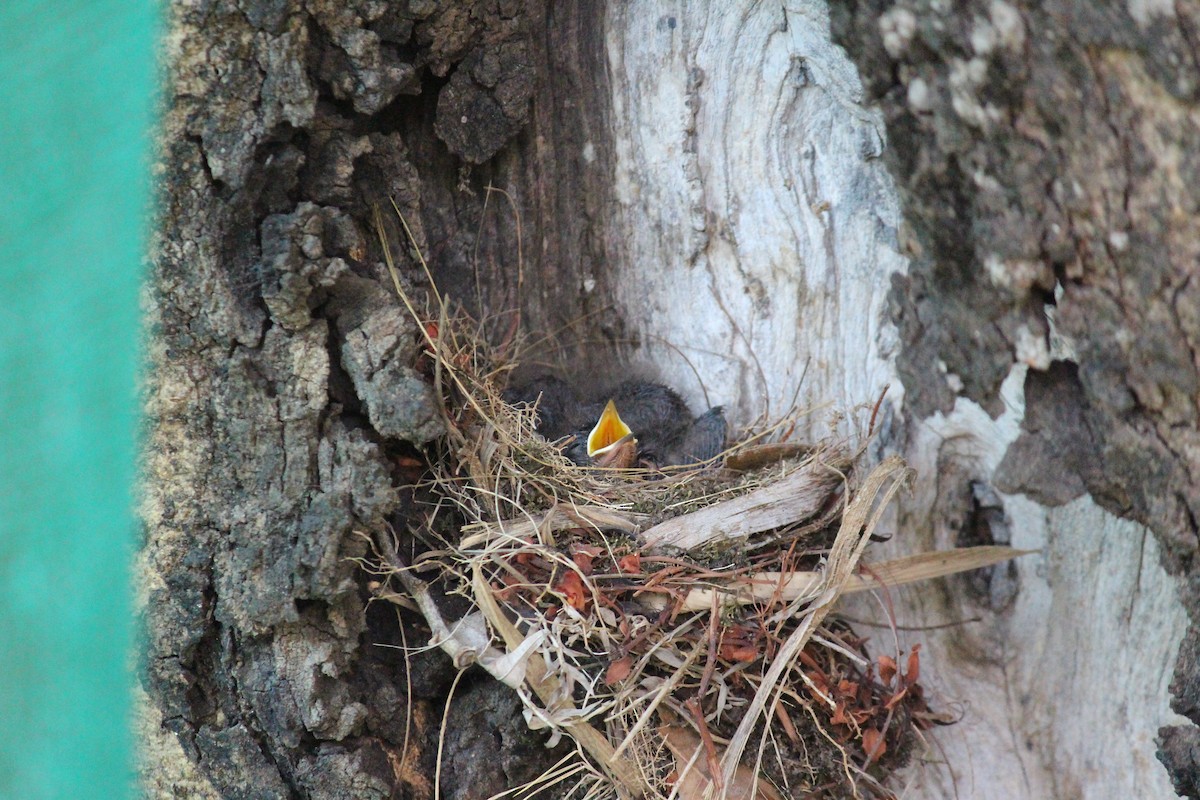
<box><xmin>365</xmin><ymin>207</ymin><xmax>1024</xmax><ymax>799</ymax></box>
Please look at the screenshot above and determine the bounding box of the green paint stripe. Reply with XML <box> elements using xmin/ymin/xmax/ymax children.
<box><xmin>0</xmin><ymin>2</ymin><xmax>157</xmax><ymax>798</ymax></box>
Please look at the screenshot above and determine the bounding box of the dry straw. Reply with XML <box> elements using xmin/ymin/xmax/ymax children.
<box><xmin>365</xmin><ymin>201</ymin><xmax>1030</xmax><ymax>800</ymax></box>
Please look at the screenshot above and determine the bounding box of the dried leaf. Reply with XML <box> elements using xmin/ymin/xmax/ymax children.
<box><xmin>904</xmin><ymin>644</ymin><xmax>921</xmax><ymax>685</ymax></box>
<box><xmin>604</xmin><ymin>656</ymin><xmax>633</xmax><ymax>685</ymax></box>
<box><xmin>862</xmin><ymin>728</ymin><xmax>887</xmax><ymax>762</ymax></box>
<box><xmin>572</xmin><ymin>551</ymin><xmax>595</xmax><ymax>574</ymax></box>
<box><xmin>718</xmin><ymin>625</ymin><xmax>761</xmax><ymax>663</ymax></box>
<box><xmin>617</xmin><ymin>553</ymin><xmax>642</xmax><ymax>574</ymax></box>
<box><xmin>555</xmin><ymin>570</ymin><xmax>590</xmax><ymax>612</ymax></box>
<box><xmin>851</xmin><ymin>708</ymin><xmax>874</xmax><ymax>725</ymax></box>
<box><xmin>719</xmin><ymin>643</ymin><xmax>760</xmax><ymax>663</ymax></box>
<box><xmin>395</xmin><ymin>458</ymin><xmax>425</xmax><ymax>482</ymax></box>
<box><xmin>878</xmin><ymin>654</ymin><xmax>897</xmax><ymax>685</ymax></box>
<box><xmin>913</xmin><ymin>708</ymin><xmax>960</xmax><ymax>726</ymax></box>
<box><xmin>883</xmin><ymin>686</ymin><xmax>909</xmax><ymax>711</ymax></box>
<box><xmin>661</xmin><ymin>726</ymin><xmax>784</xmax><ymax>800</ymax></box>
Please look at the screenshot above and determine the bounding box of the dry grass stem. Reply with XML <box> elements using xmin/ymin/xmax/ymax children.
<box><xmin>668</xmin><ymin>545</ymin><xmax>1031</xmax><ymax>613</ymax></box>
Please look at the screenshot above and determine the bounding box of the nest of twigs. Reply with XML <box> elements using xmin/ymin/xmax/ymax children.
<box><xmin>365</xmin><ymin>205</ymin><xmax>1025</xmax><ymax>800</ymax></box>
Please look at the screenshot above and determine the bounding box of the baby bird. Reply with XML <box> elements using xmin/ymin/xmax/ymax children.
<box><xmin>507</xmin><ymin>376</ymin><xmax>726</xmax><ymax>468</ymax></box>
<box><xmin>578</xmin><ymin>399</ymin><xmax>639</xmax><ymax>468</ymax></box>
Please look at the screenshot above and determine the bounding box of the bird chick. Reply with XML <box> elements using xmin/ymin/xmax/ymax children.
<box><xmin>584</xmin><ymin>400</ymin><xmax>639</xmax><ymax>469</ymax></box>
<box><xmin>664</xmin><ymin>405</ymin><xmax>727</xmax><ymax>467</ymax></box>
<box><xmin>503</xmin><ymin>374</ymin><xmax>579</xmax><ymax>438</ymax></box>
<box><xmin>510</xmin><ymin>376</ymin><xmax>725</xmax><ymax>468</ymax></box>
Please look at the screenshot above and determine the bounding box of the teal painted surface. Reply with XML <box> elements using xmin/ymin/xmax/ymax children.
<box><xmin>0</xmin><ymin>2</ymin><xmax>156</xmax><ymax>798</ymax></box>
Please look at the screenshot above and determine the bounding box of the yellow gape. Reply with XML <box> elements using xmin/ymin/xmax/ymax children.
<box><xmin>587</xmin><ymin>400</ymin><xmax>637</xmax><ymax>467</ymax></box>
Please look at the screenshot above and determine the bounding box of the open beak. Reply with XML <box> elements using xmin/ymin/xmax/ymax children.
<box><xmin>587</xmin><ymin>400</ymin><xmax>636</xmax><ymax>464</ymax></box>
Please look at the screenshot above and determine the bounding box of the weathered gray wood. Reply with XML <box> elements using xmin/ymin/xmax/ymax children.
<box><xmin>600</xmin><ymin>3</ymin><xmax>905</xmax><ymax>432</ymax></box>
<box><xmin>639</xmin><ymin>457</ymin><xmax>845</xmax><ymax>551</ymax></box>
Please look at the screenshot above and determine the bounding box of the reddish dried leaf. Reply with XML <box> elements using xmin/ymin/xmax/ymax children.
<box><xmin>774</xmin><ymin>703</ymin><xmax>802</xmax><ymax>747</ymax></box>
<box><xmin>862</xmin><ymin>728</ymin><xmax>887</xmax><ymax>762</ymax></box>
<box><xmin>830</xmin><ymin>701</ymin><xmax>851</xmax><ymax>726</ymax></box>
<box><xmin>570</xmin><ymin>544</ymin><xmax>603</xmax><ymax>575</ymax></box>
<box><xmin>604</xmin><ymin>656</ymin><xmax>633</xmax><ymax>685</ymax></box>
<box><xmin>421</xmin><ymin>322</ymin><xmax>440</xmax><ymax>357</ymax></box>
<box><xmin>904</xmin><ymin>644</ymin><xmax>921</xmax><ymax>685</ymax></box>
<box><xmin>837</xmin><ymin>679</ymin><xmax>858</xmax><ymax>698</ymax></box>
<box><xmin>555</xmin><ymin>570</ymin><xmax>590</xmax><ymax>612</ymax></box>
<box><xmin>572</xmin><ymin>551</ymin><xmax>594</xmax><ymax>574</ymax></box>
<box><xmin>719</xmin><ymin>643</ymin><xmax>760</xmax><ymax>663</ymax></box>
<box><xmin>717</xmin><ymin>624</ymin><xmax>761</xmax><ymax>663</ymax></box>
<box><xmin>617</xmin><ymin>553</ymin><xmax>642</xmax><ymax>574</ymax></box>
<box><xmin>798</xmin><ymin>649</ymin><xmax>821</xmax><ymax>670</ymax></box>
<box><xmin>878</xmin><ymin>654</ymin><xmax>897</xmax><ymax>685</ymax></box>
<box><xmin>883</xmin><ymin>686</ymin><xmax>909</xmax><ymax>711</ymax></box>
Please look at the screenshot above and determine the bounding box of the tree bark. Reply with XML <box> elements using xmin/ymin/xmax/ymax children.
<box><xmin>830</xmin><ymin>3</ymin><xmax>1200</xmax><ymax>796</ymax></box>
<box><xmin>142</xmin><ymin>2</ymin><xmax>611</xmax><ymax>797</ymax></box>
<box><xmin>141</xmin><ymin>1</ymin><xmax>1200</xmax><ymax>798</ymax></box>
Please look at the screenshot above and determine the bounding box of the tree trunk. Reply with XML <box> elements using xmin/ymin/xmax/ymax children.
<box><xmin>140</xmin><ymin>1</ymin><xmax>1200</xmax><ymax>798</ymax></box>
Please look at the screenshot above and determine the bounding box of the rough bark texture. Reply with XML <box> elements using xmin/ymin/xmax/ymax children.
<box><xmin>829</xmin><ymin>1</ymin><xmax>1200</xmax><ymax>796</ymax></box>
<box><xmin>142</xmin><ymin>1</ymin><xmax>611</xmax><ymax>797</ymax></box>
<box><xmin>142</xmin><ymin>0</ymin><xmax>1200</xmax><ymax>798</ymax></box>
<box><xmin>830</xmin><ymin>0</ymin><xmax>1200</xmax><ymax>562</ymax></box>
